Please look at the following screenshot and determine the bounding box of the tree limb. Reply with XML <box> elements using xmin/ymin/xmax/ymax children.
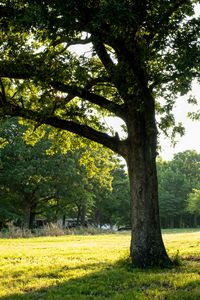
<box><xmin>92</xmin><ymin>36</ymin><xmax>117</xmax><ymax>78</ymax></box>
<box><xmin>0</xmin><ymin>64</ymin><xmax>125</xmax><ymax>117</ymax></box>
<box><xmin>0</xmin><ymin>78</ymin><xmax>7</xmax><ymax>106</ymax></box>
<box><xmin>51</xmin><ymin>81</ymin><xmax>125</xmax><ymax>118</ymax></box>
<box><xmin>2</xmin><ymin>103</ymin><xmax>128</xmax><ymax>158</ymax></box>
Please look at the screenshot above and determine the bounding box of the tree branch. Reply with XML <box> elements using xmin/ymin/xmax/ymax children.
<box><xmin>0</xmin><ymin>63</ymin><xmax>125</xmax><ymax>117</ymax></box>
<box><xmin>0</xmin><ymin>78</ymin><xmax>7</xmax><ymax>106</ymax></box>
<box><xmin>51</xmin><ymin>81</ymin><xmax>125</xmax><ymax>119</ymax></box>
<box><xmin>2</xmin><ymin>103</ymin><xmax>128</xmax><ymax>158</ymax></box>
<box><xmin>92</xmin><ymin>36</ymin><xmax>117</xmax><ymax>78</ymax></box>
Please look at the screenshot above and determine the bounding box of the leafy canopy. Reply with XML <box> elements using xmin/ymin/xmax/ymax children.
<box><xmin>0</xmin><ymin>0</ymin><xmax>199</xmax><ymax>156</ymax></box>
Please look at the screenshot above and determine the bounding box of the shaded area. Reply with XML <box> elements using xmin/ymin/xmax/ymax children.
<box><xmin>0</xmin><ymin>258</ymin><xmax>200</xmax><ymax>300</ymax></box>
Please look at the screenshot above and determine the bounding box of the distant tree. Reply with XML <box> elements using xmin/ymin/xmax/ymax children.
<box><xmin>93</xmin><ymin>166</ymin><xmax>130</xmax><ymax>228</ymax></box>
<box><xmin>0</xmin><ymin>118</ymin><xmax>115</xmax><ymax>228</ymax></box>
<box><xmin>157</xmin><ymin>151</ymin><xmax>200</xmax><ymax>228</ymax></box>
<box><xmin>187</xmin><ymin>189</ymin><xmax>200</xmax><ymax>227</ymax></box>
<box><xmin>0</xmin><ymin>118</ymin><xmax>54</xmax><ymax>228</ymax></box>
<box><xmin>188</xmin><ymin>189</ymin><xmax>200</xmax><ymax>214</ymax></box>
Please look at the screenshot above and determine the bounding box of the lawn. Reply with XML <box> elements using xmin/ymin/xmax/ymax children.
<box><xmin>0</xmin><ymin>229</ymin><xmax>199</xmax><ymax>299</ymax></box>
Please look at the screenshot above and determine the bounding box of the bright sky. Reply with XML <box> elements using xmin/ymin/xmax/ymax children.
<box><xmin>159</xmin><ymin>82</ymin><xmax>200</xmax><ymax>160</ymax></box>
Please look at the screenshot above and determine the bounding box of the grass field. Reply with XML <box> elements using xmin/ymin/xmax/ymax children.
<box><xmin>0</xmin><ymin>229</ymin><xmax>199</xmax><ymax>299</ymax></box>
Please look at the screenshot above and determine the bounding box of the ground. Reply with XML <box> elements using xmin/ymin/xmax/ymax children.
<box><xmin>0</xmin><ymin>229</ymin><xmax>199</xmax><ymax>299</ymax></box>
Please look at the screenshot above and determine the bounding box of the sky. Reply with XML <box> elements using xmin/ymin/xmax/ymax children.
<box><xmin>159</xmin><ymin>83</ymin><xmax>200</xmax><ymax>160</ymax></box>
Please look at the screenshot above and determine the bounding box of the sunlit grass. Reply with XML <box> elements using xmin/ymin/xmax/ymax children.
<box><xmin>0</xmin><ymin>230</ymin><xmax>199</xmax><ymax>299</ymax></box>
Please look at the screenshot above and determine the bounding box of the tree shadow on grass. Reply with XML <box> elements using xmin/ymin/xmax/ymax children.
<box><xmin>1</xmin><ymin>258</ymin><xmax>200</xmax><ymax>300</ymax></box>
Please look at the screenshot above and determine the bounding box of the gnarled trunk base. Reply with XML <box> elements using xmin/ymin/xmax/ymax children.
<box><xmin>130</xmin><ymin>229</ymin><xmax>171</xmax><ymax>268</ymax></box>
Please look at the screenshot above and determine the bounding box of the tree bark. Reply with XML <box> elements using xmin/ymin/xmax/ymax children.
<box><xmin>80</xmin><ymin>203</ymin><xmax>87</xmax><ymax>227</ymax></box>
<box><xmin>126</xmin><ymin>95</ymin><xmax>171</xmax><ymax>268</ymax></box>
<box><xmin>170</xmin><ymin>217</ymin><xmax>174</xmax><ymax>228</ymax></box>
<box><xmin>23</xmin><ymin>195</ymin><xmax>36</xmax><ymax>229</ymax></box>
<box><xmin>23</xmin><ymin>200</ymin><xmax>32</xmax><ymax>229</ymax></box>
<box><xmin>62</xmin><ymin>214</ymin><xmax>66</xmax><ymax>228</ymax></box>
<box><xmin>193</xmin><ymin>214</ymin><xmax>197</xmax><ymax>228</ymax></box>
<box><xmin>29</xmin><ymin>210</ymin><xmax>36</xmax><ymax>229</ymax></box>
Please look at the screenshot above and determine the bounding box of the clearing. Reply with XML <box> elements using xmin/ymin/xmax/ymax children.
<box><xmin>0</xmin><ymin>229</ymin><xmax>199</xmax><ymax>299</ymax></box>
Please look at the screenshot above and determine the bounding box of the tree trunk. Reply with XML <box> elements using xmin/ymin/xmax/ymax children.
<box><xmin>23</xmin><ymin>201</ymin><xmax>31</xmax><ymax>229</ymax></box>
<box><xmin>126</xmin><ymin>95</ymin><xmax>171</xmax><ymax>268</ymax></box>
<box><xmin>29</xmin><ymin>210</ymin><xmax>36</xmax><ymax>229</ymax></box>
<box><xmin>179</xmin><ymin>215</ymin><xmax>183</xmax><ymax>228</ymax></box>
<box><xmin>23</xmin><ymin>195</ymin><xmax>36</xmax><ymax>229</ymax></box>
<box><xmin>76</xmin><ymin>204</ymin><xmax>81</xmax><ymax>225</ymax></box>
<box><xmin>80</xmin><ymin>203</ymin><xmax>87</xmax><ymax>227</ymax></box>
<box><xmin>193</xmin><ymin>214</ymin><xmax>197</xmax><ymax>228</ymax></box>
<box><xmin>170</xmin><ymin>217</ymin><xmax>174</xmax><ymax>228</ymax></box>
<box><xmin>62</xmin><ymin>214</ymin><xmax>66</xmax><ymax>228</ymax></box>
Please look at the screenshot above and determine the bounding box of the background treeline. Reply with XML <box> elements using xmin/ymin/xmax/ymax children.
<box><xmin>0</xmin><ymin>118</ymin><xmax>200</xmax><ymax>230</ymax></box>
<box><xmin>157</xmin><ymin>152</ymin><xmax>200</xmax><ymax>228</ymax></box>
<box><xmin>0</xmin><ymin>118</ymin><xmax>130</xmax><ymax>230</ymax></box>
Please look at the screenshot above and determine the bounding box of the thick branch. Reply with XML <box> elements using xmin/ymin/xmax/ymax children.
<box><xmin>0</xmin><ymin>64</ymin><xmax>125</xmax><ymax>117</ymax></box>
<box><xmin>3</xmin><ymin>103</ymin><xmax>128</xmax><ymax>158</ymax></box>
<box><xmin>51</xmin><ymin>81</ymin><xmax>125</xmax><ymax>119</ymax></box>
<box><xmin>92</xmin><ymin>36</ymin><xmax>116</xmax><ymax>78</ymax></box>
<box><xmin>0</xmin><ymin>61</ymin><xmax>125</xmax><ymax>115</ymax></box>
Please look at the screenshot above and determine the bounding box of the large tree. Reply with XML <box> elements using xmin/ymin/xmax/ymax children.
<box><xmin>0</xmin><ymin>1</ymin><xmax>199</xmax><ymax>267</ymax></box>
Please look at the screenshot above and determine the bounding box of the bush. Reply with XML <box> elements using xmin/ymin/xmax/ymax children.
<box><xmin>0</xmin><ymin>223</ymin><xmax>33</xmax><ymax>238</ymax></box>
<box><xmin>0</xmin><ymin>223</ymin><xmax>114</xmax><ymax>238</ymax></box>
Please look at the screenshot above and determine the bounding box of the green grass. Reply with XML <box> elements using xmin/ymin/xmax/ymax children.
<box><xmin>0</xmin><ymin>230</ymin><xmax>200</xmax><ymax>299</ymax></box>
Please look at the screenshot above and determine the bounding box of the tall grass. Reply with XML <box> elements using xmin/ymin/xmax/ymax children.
<box><xmin>0</xmin><ymin>223</ymin><xmax>113</xmax><ymax>239</ymax></box>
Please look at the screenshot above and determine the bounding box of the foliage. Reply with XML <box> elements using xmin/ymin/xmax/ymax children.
<box><xmin>93</xmin><ymin>166</ymin><xmax>130</xmax><ymax>227</ymax></box>
<box><xmin>0</xmin><ymin>230</ymin><xmax>199</xmax><ymax>299</ymax></box>
<box><xmin>187</xmin><ymin>189</ymin><xmax>200</xmax><ymax>215</ymax></box>
<box><xmin>0</xmin><ymin>1</ymin><xmax>199</xmax><ymax>148</ymax></box>
<box><xmin>157</xmin><ymin>151</ymin><xmax>200</xmax><ymax>227</ymax></box>
<box><xmin>0</xmin><ymin>117</ymin><xmax>116</xmax><ymax>228</ymax></box>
